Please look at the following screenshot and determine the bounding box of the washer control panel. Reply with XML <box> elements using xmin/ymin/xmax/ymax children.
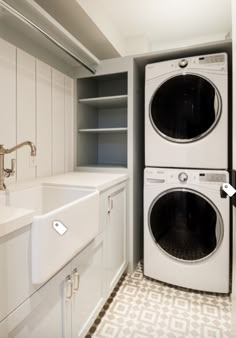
<box><xmin>199</xmin><ymin>173</ymin><xmax>226</xmax><ymax>182</ymax></box>
<box><xmin>144</xmin><ymin>168</ymin><xmax>228</xmax><ymax>185</ymax></box>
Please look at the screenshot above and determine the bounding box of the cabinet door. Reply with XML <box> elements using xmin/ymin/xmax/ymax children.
<box><xmin>106</xmin><ymin>184</ymin><xmax>127</xmax><ymax>291</ymax></box>
<box><xmin>71</xmin><ymin>235</ymin><xmax>105</xmax><ymax>338</ymax></box>
<box><xmin>0</xmin><ymin>263</ymin><xmax>72</xmax><ymax>338</ymax></box>
<box><xmin>0</xmin><ymin>225</ymin><xmax>41</xmax><ymax>322</ymax></box>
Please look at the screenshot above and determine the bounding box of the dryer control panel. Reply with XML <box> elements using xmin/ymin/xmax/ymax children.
<box><xmin>144</xmin><ymin>168</ymin><xmax>229</xmax><ymax>186</ymax></box>
<box><xmin>145</xmin><ymin>52</ymin><xmax>227</xmax><ymax>81</ymax></box>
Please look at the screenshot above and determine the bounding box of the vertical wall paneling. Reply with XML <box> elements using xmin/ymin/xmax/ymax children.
<box><xmin>0</xmin><ymin>36</ymin><xmax>74</xmax><ymax>185</ymax></box>
<box><xmin>16</xmin><ymin>50</ymin><xmax>36</xmax><ymax>181</ymax></box>
<box><xmin>36</xmin><ymin>60</ymin><xmax>52</xmax><ymax>177</ymax></box>
<box><xmin>64</xmin><ymin>76</ymin><xmax>74</xmax><ymax>172</ymax></box>
<box><xmin>0</xmin><ymin>38</ymin><xmax>17</xmax><ymax>183</ymax></box>
<box><xmin>52</xmin><ymin>69</ymin><xmax>65</xmax><ymax>175</ymax></box>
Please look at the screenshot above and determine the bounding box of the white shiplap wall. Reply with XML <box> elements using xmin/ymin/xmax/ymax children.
<box><xmin>0</xmin><ymin>37</ymin><xmax>74</xmax><ymax>183</ymax></box>
<box><xmin>0</xmin><ymin>39</ymin><xmax>16</xmax><ymax>184</ymax></box>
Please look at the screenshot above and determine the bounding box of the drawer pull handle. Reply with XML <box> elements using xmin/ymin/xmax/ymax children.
<box><xmin>73</xmin><ymin>268</ymin><xmax>80</xmax><ymax>292</ymax></box>
<box><xmin>65</xmin><ymin>275</ymin><xmax>72</xmax><ymax>300</ymax></box>
<box><xmin>108</xmin><ymin>197</ymin><xmax>113</xmax><ymax>213</ymax></box>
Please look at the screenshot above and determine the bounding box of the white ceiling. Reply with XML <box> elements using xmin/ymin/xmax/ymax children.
<box><xmin>77</xmin><ymin>0</ymin><xmax>232</xmax><ymax>56</ymax></box>
<box><xmin>34</xmin><ymin>0</ymin><xmax>120</xmax><ymax>59</ymax></box>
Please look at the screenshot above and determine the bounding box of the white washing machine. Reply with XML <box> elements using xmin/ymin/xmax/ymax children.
<box><xmin>144</xmin><ymin>167</ymin><xmax>230</xmax><ymax>293</ymax></box>
<box><xmin>145</xmin><ymin>53</ymin><xmax>228</xmax><ymax>169</ymax></box>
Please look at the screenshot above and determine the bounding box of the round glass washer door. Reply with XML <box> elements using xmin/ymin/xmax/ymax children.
<box><xmin>148</xmin><ymin>189</ymin><xmax>223</xmax><ymax>262</ymax></box>
<box><xmin>150</xmin><ymin>74</ymin><xmax>222</xmax><ymax>143</ymax></box>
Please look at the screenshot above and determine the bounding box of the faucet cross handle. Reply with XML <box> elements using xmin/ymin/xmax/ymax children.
<box><xmin>4</xmin><ymin>159</ymin><xmax>16</xmax><ymax>178</ymax></box>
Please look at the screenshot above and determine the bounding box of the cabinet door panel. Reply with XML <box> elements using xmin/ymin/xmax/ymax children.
<box><xmin>0</xmin><ymin>263</ymin><xmax>72</xmax><ymax>338</ymax></box>
<box><xmin>71</xmin><ymin>235</ymin><xmax>105</xmax><ymax>338</ymax></box>
<box><xmin>106</xmin><ymin>185</ymin><xmax>127</xmax><ymax>291</ymax></box>
<box><xmin>0</xmin><ymin>226</ymin><xmax>40</xmax><ymax>322</ymax></box>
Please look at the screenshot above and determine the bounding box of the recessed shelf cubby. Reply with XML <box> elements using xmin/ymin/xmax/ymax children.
<box><xmin>77</xmin><ymin>72</ymin><xmax>128</xmax><ymax>168</ymax></box>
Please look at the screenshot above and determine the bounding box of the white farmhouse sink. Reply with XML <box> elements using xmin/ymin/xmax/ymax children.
<box><xmin>1</xmin><ymin>184</ymin><xmax>99</xmax><ymax>284</ymax></box>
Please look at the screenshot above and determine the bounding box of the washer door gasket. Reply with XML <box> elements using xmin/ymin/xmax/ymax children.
<box><xmin>148</xmin><ymin>188</ymin><xmax>224</xmax><ymax>262</ymax></box>
<box><xmin>149</xmin><ymin>74</ymin><xmax>222</xmax><ymax>143</ymax></box>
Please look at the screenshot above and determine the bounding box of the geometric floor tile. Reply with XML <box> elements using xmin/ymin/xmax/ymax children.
<box><xmin>85</xmin><ymin>262</ymin><xmax>232</xmax><ymax>338</ymax></box>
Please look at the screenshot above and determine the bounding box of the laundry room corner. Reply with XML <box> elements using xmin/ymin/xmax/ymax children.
<box><xmin>0</xmin><ymin>0</ymin><xmax>236</xmax><ymax>337</ymax></box>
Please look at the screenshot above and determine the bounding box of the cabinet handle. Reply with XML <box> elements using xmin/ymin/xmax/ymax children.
<box><xmin>73</xmin><ymin>268</ymin><xmax>80</xmax><ymax>293</ymax></box>
<box><xmin>108</xmin><ymin>197</ymin><xmax>113</xmax><ymax>214</ymax></box>
<box><xmin>65</xmin><ymin>275</ymin><xmax>72</xmax><ymax>301</ymax></box>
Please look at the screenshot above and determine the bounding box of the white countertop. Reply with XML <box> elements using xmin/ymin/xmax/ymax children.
<box><xmin>43</xmin><ymin>171</ymin><xmax>128</xmax><ymax>191</ymax></box>
<box><xmin>0</xmin><ymin>171</ymin><xmax>128</xmax><ymax>238</ymax></box>
<box><xmin>0</xmin><ymin>206</ymin><xmax>34</xmax><ymax>238</ymax></box>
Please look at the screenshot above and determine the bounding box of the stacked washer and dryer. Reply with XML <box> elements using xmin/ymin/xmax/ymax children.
<box><xmin>144</xmin><ymin>53</ymin><xmax>230</xmax><ymax>293</ymax></box>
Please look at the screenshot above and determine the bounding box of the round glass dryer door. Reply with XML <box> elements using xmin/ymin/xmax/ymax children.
<box><xmin>150</xmin><ymin>74</ymin><xmax>221</xmax><ymax>142</ymax></box>
<box><xmin>149</xmin><ymin>189</ymin><xmax>223</xmax><ymax>261</ymax></box>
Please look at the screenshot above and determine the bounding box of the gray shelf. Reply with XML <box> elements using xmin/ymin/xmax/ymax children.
<box><xmin>78</xmin><ymin>128</ymin><xmax>127</xmax><ymax>133</ymax></box>
<box><xmin>77</xmin><ymin>72</ymin><xmax>128</xmax><ymax>168</ymax></box>
<box><xmin>78</xmin><ymin>164</ymin><xmax>128</xmax><ymax>169</ymax></box>
<box><xmin>79</xmin><ymin>95</ymin><xmax>127</xmax><ymax>108</ymax></box>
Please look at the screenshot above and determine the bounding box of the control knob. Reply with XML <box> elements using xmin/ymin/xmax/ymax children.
<box><xmin>178</xmin><ymin>172</ymin><xmax>188</xmax><ymax>182</ymax></box>
<box><xmin>179</xmin><ymin>59</ymin><xmax>188</xmax><ymax>68</ymax></box>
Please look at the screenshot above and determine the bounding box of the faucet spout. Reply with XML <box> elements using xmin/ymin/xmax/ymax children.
<box><xmin>0</xmin><ymin>141</ymin><xmax>37</xmax><ymax>191</ymax></box>
<box><xmin>5</xmin><ymin>141</ymin><xmax>37</xmax><ymax>156</ymax></box>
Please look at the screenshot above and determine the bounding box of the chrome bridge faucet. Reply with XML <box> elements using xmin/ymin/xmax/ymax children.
<box><xmin>0</xmin><ymin>141</ymin><xmax>36</xmax><ymax>190</ymax></box>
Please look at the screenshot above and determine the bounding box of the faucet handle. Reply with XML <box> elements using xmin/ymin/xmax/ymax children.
<box><xmin>4</xmin><ymin>158</ymin><xmax>16</xmax><ymax>177</ymax></box>
<box><xmin>11</xmin><ymin>159</ymin><xmax>16</xmax><ymax>174</ymax></box>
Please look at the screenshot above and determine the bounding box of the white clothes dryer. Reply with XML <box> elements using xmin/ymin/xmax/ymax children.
<box><xmin>144</xmin><ymin>167</ymin><xmax>230</xmax><ymax>293</ymax></box>
<box><xmin>145</xmin><ymin>53</ymin><xmax>228</xmax><ymax>169</ymax></box>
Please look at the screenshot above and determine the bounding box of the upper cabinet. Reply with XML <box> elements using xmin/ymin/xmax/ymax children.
<box><xmin>77</xmin><ymin>72</ymin><xmax>128</xmax><ymax>169</ymax></box>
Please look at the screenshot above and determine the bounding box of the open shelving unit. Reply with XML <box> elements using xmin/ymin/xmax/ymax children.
<box><xmin>77</xmin><ymin>72</ymin><xmax>128</xmax><ymax>169</ymax></box>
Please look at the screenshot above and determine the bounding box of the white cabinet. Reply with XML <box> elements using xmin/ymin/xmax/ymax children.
<box><xmin>71</xmin><ymin>235</ymin><xmax>105</xmax><ymax>338</ymax></box>
<box><xmin>0</xmin><ymin>180</ymin><xmax>127</xmax><ymax>338</ymax></box>
<box><xmin>76</xmin><ymin>60</ymin><xmax>143</xmax><ymax>276</ymax></box>
<box><xmin>0</xmin><ymin>235</ymin><xmax>105</xmax><ymax>338</ymax></box>
<box><xmin>101</xmin><ymin>182</ymin><xmax>128</xmax><ymax>294</ymax></box>
<box><xmin>0</xmin><ymin>262</ymin><xmax>71</xmax><ymax>338</ymax></box>
<box><xmin>0</xmin><ymin>225</ymin><xmax>41</xmax><ymax>323</ymax></box>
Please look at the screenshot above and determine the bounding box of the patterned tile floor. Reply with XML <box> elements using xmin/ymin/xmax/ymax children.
<box><xmin>86</xmin><ymin>262</ymin><xmax>232</xmax><ymax>338</ymax></box>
